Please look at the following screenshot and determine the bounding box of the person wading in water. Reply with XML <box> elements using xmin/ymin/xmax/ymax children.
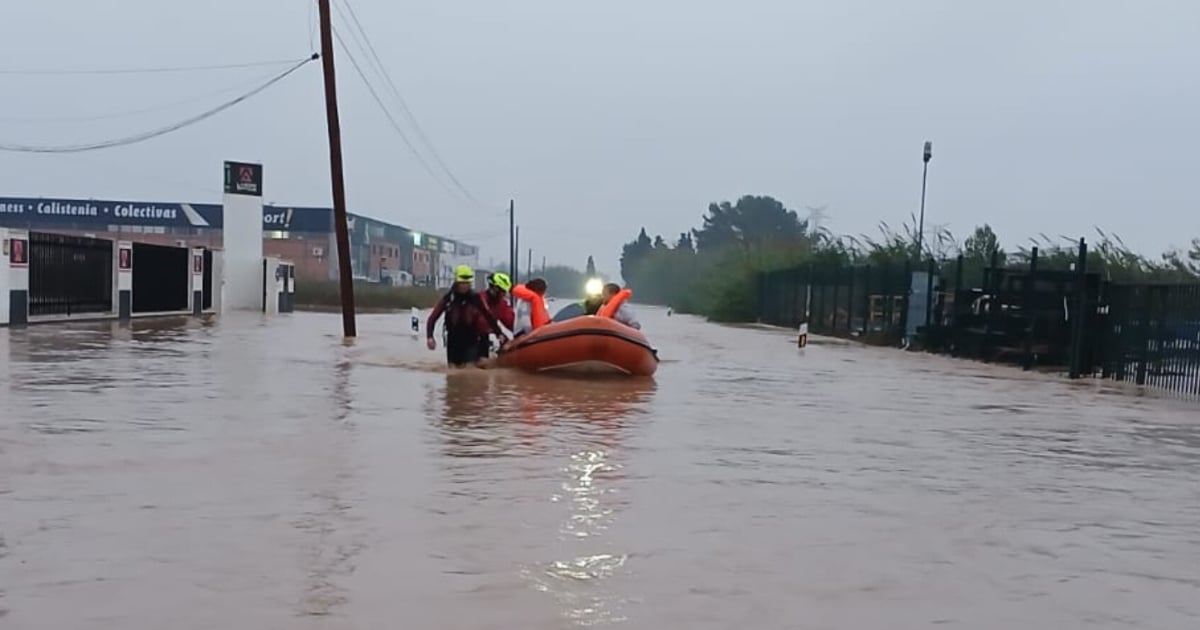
<box><xmin>477</xmin><ymin>272</ymin><xmax>515</xmax><ymax>359</ymax></box>
<box><xmin>426</xmin><ymin>266</ymin><xmax>508</xmax><ymax>368</ymax></box>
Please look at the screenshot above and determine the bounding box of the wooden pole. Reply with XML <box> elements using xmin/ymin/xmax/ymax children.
<box><xmin>317</xmin><ymin>0</ymin><xmax>356</xmax><ymax>337</ymax></box>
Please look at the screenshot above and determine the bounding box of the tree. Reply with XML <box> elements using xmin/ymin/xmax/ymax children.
<box><xmin>963</xmin><ymin>224</ymin><xmax>1005</xmax><ymax>263</ymax></box>
<box><xmin>619</xmin><ymin>227</ymin><xmax>653</xmax><ymax>283</ymax></box>
<box><xmin>540</xmin><ymin>265</ymin><xmax>589</xmax><ymax>298</ymax></box>
<box><xmin>586</xmin><ymin>256</ymin><xmax>596</xmax><ymax>276</ymax></box>
<box><xmin>692</xmin><ymin>195</ymin><xmax>809</xmax><ymax>253</ymax></box>
<box><xmin>653</xmin><ymin>235</ymin><xmax>668</xmax><ymax>250</ymax></box>
<box><xmin>675</xmin><ymin>232</ymin><xmax>695</xmax><ymax>252</ymax></box>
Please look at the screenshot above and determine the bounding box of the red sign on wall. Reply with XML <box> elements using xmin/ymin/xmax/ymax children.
<box><xmin>118</xmin><ymin>247</ymin><xmax>132</xmax><ymax>271</ymax></box>
<box><xmin>193</xmin><ymin>253</ymin><xmax>203</xmax><ymax>274</ymax></box>
<box><xmin>9</xmin><ymin>238</ymin><xmax>27</xmax><ymax>266</ymax></box>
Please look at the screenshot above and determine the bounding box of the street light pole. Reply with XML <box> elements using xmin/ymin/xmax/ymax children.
<box><xmin>915</xmin><ymin>140</ymin><xmax>933</xmax><ymax>262</ymax></box>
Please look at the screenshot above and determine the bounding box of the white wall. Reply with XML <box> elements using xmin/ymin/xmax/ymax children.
<box><xmin>0</xmin><ymin>229</ymin><xmax>10</xmax><ymax>326</ymax></box>
<box><xmin>221</xmin><ymin>192</ymin><xmax>264</xmax><ymax>310</ymax></box>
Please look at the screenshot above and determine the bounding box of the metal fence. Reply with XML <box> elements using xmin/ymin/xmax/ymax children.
<box><xmin>755</xmin><ymin>239</ymin><xmax>1200</xmax><ymax>399</ymax></box>
<box><xmin>1100</xmin><ymin>283</ymin><xmax>1200</xmax><ymax>397</ymax></box>
<box><xmin>757</xmin><ymin>261</ymin><xmax>913</xmax><ymax>345</ymax></box>
<box><xmin>28</xmin><ymin>232</ymin><xmax>114</xmax><ymax>317</ymax></box>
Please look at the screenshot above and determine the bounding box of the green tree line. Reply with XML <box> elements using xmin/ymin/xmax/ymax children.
<box><xmin>619</xmin><ymin>194</ymin><xmax>1200</xmax><ymax>322</ymax></box>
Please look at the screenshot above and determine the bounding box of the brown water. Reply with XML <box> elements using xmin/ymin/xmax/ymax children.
<box><xmin>2</xmin><ymin>308</ymin><xmax>1199</xmax><ymax>629</ymax></box>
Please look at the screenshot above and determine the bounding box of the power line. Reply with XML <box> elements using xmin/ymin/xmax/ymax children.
<box><xmin>334</xmin><ymin>0</ymin><xmax>479</xmax><ymax>206</ymax></box>
<box><xmin>0</xmin><ymin>66</ymin><xmax>290</xmax><ymax>124</ymax></box>
<box><xmin>331</xmin><ymin>26</ymin><xmax>478</xmax><ymax>208</ymax></box>
<box><xmin>0</xmin><ymin>54</ymin><xmax>318</xmax><ymax>154</ymax></box>
<box><xmin>0</xmin><ymin>56</ymin><xmax>314</xmax><ymax>76</ymax></box>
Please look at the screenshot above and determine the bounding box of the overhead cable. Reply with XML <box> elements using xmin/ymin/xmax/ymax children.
<box><xmin>0</xmin><ymin>56</ymin><xmax>315</xmax><ymax>76</ymax></box>
<box><xmin>0</xmin><ymin>54</ymin><xmax>319</xmax><ymax>154</ymax></box>
<box><xmin>332</xmin><ymin>26</ymin><xmax>474</xmax><ymax>205</ymax></box>
<box><xmin>335</xmin><ymin>0</ymin><xmax>480</xmax><ymax>206</ymax></box>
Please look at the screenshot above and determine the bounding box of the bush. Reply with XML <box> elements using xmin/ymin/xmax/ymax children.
<box><xmin>294</xmin><ymin>281</ymin><xmax>443</xmax><ymax>311</ymax></box>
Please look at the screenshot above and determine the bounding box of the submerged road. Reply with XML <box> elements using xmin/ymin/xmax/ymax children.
<box><xmin>1</xmin><ymin>307</ymin><xmax>1199</xmax><ymax>629</ymax></box>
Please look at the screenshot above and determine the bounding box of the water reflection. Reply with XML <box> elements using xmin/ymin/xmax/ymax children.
<box><xmin>294</xmin><ymin>343</ymin><xmax>360</xmax><ymax>619</ymax></box>
<box><xmin>433</xmin><ymin>371</ymin><xmax>656</xmax><ymax>459</ymax></box>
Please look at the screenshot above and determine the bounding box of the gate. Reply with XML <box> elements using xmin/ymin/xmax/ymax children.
<box><xmin>28</xmin><ymin>232</ymin><xmax>114</xmax><ymax>317</ymax></box>
<box><xmin>132</xmin><ymin>243</ymin><xmax>189</xmax><ymax>313</ymax></box>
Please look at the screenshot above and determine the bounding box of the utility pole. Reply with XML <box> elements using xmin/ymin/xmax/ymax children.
<box><xmin>527</xmin><ymin>248</ymin><xmax>532</xmax><ymax>278</ymax></box>
<box><xmin>317</xmin><ymin>0</ymin><xmax>356</xmax><ymax>337</ymax></box>
<box><xmin>541</xmin><ymin>256</ymin><xmax>546</xmax><ymax>273</ymax></box>
<box><xmin>508</xmin><ymin>199</ymin><xmax>515</xmax><ymax>303</ymax></box>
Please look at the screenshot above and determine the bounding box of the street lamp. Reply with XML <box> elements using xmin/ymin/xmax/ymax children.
<box><xmin>915</xmin><ymin>140</ymin><xmax>933</xmax><ymax>261</ymax></box>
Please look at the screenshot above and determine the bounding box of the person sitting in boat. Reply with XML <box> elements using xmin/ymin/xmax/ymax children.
<box><xmin>600</xmin><ymin>282</ymin><xmax>640</xmax><ymax>330</ymax></box>
<box><xmin>581</xmin><ymin>278</ymin><xmax>606</xmax><ymax>315</ymax></box>
<box><xmin>477</xmin><ymin>272</ymin><xmax>515</xmax><ymax>359</ymax></box>
<box><xmin>511</xmin><ymin>277</ymin><xmax>551</xmax><ymax>337</ymax></box>
<box><xmin>426</xmin><ymin>265</ymin><xmax>508</xmax><ymax>367</ymax></box>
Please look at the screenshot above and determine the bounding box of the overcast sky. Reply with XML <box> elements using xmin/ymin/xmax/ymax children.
<box><xmin>1</xmin><ymin>0</ymin><xmax>1197</xmax><ymax>275</ymax></box>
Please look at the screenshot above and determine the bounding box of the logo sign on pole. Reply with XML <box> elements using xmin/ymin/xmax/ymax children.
<box><xmin>118</xmin><ymin>247</ymin><xmax>132</xmax><ymax>271</ymax></box>
<box><xmin>193</xmin><ymin>253</ymin><xmax>203</xmax><ymax>274</ymax></box>
<box><xmin>10</xmin><ymin>238</ymin><xmax>27</xmax><ymax>266</ymax></box>
<box><xmin>223</xmin><ymin>161</ymin><xmax>263</xmax><ymax>197</ymax></box>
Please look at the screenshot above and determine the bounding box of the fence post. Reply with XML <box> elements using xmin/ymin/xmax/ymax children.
<box><xmin>830</xmin><ymin>263</ymin><xmax>842</xmax><ymax>333</ymax></box>
<box><xmin>898</xmin><ymin>258</ymin><xmax>912</xmax><ymax>344</ymax></box>
<box><xmin>1022</xmin><ymin>246</ymin><xmax>1039</xmax><ymax>370</ymax></box>
<box><xmin>951</xmin><ymin>254</ymin><xmax>963</xmax><ymax>357</ymax></box>
<box><xmin>881</xmin><ymin>262</ymin><xmax>893</xmax><ymax>341</ymax></box>
<box><xmin>1068</xmin><ymin>238</ymin><xmax>1089</xmax><ymax>379</ymax></box>
<box><xmin>860</xmin><ymin>264</ymin><xmax>872</xmax><ymax>336</ymax></box>
<box><xmin>924</xmin><ymin>257</ymin><xmax>935</xmax><ymax>335</ymax></box>
<box><xmin>983</xmin><ymin>249</ymin><xmax>1002</xmax><ymax>360</ymax></box>
<box><xmin>846</xmin><ymin>264</ymin><xmax>856</xmax><ymax>335</ymax></box>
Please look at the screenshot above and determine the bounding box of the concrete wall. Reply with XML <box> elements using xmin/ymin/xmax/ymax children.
<box><xmin>1</xmin><ymin>229</ymin><xmax>10</xmax><ymax>326</ymax></box>
<box><xmin>221</xmin><ymin>192</ymin><xmax>263</xmax><ymax>311</ymax></box>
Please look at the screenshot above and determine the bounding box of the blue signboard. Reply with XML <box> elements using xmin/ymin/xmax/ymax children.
<box><xmin>0</xmin><ymin>197</ymin><xmax>223</xmax><ymax>229</ymax></box>
<box><xmin>262</xmin><ymin>205</ymin><xmax>333</xmax><ymax>232</ymax></box>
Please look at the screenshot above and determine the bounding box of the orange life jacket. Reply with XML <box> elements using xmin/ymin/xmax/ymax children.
<box><xmin>597</xmin><ymin>288</ymin><xmax>632</xmax><ymax>319</ymax></box>
<box><xmin>512</xmin><ymin>284</ymin><xmax>551</xmax><ymax>330</ymax></box>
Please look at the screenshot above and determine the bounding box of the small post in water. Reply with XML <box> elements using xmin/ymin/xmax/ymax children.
<box><xmin>797</xmin><ymin>322</ymin><xmax>809</xmax><ymax>349</ymax></box>
<box><xmin>410</xmin><ymin>306</ymin><xmax>420</xmax><ymax>338</ymax></box>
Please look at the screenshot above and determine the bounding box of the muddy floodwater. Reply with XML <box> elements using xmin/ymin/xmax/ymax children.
<box><xmin>2</xmin><ymin>306</ymin><xmax>1199</xmax><ymax>629</ymax></box>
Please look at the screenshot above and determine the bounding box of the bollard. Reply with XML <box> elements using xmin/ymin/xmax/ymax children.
<box><xmin>797</xmin><ymin>322</ymin><xmax>809</xmax><ymax>349</ymax></box>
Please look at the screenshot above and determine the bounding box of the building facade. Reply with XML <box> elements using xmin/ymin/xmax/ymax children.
<box><xmin>0</xmin><ymin>197</ymin><xmax>478</xmax><ymax>289</ymax></box>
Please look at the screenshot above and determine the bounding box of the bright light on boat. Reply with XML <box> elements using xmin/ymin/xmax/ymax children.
<box><xmin>585</xmin><ymin>278</ymin><xmax>603</xmax><ymax>296</ymax></box>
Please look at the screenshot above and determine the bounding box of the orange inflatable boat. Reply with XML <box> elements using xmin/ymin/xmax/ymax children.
<box><xmin>495</xmin><ymin>316</ymin><xmax>659</xmax><ymax>376</ymax></box>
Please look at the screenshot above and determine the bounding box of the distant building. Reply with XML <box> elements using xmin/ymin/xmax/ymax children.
<box><xmin>0</xmin><ymin>196</ymin><xmax>478</xmax><ymax>288</ymax></box>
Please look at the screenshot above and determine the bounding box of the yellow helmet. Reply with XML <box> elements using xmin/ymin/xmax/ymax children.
<box><xmin>488</xmin><ymin>272</ymin><xmax>513</xmax><ymax>292</ymax></box>
<box><xmin>454</xmin><ymin>265</ymin><xmax>475</xmax><ymax>283</ymax></box>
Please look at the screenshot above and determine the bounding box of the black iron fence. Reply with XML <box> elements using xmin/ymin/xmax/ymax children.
<box><xmin>28</xmin><ymin>231</ymin><xmax>114</xmax><ymax>317</ymax></box>
<box><xmin>757</xmin><ymin>261</ymin><xmax>913</xmax><ymax>345</ymax></box>
<box><xmin>1100</xmin><ymin>283</ymin><xmax>1200</xmax><ymax>397</ymax></box>
<box><xmin>756</xmin><ymin>239</ymin><xmax>1200</xmax><ymax>399</ymax></box>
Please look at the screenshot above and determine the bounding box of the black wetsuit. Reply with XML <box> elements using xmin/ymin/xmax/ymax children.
<box><xmin>426</xmin><ymin>290</ymin><xmax>503</xmax><ymax>367</ymax></box>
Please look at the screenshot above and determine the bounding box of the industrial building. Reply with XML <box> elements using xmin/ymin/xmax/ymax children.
<box><xmin>0</xmin><ymin>196</ymin><xmax>479</xmax><ymax>288</ymax></box>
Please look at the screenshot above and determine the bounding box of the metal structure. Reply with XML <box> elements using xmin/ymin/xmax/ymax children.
<box><xmin>28</xmin><ymin>232</ymin><xmax>113</xmax><ymax>317</ymax></box>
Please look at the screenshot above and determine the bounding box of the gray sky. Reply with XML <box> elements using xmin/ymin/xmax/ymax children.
<box><xmin>2</xmin><ymin>0</ymin><xmax>1197</xmax><ymax>275</ymax></box>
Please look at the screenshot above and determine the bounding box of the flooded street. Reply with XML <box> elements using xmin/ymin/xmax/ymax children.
<box><xmin>2</xmin><ymin>307</ymin><xmax>1199</xmax><ymax>629</ymax></box>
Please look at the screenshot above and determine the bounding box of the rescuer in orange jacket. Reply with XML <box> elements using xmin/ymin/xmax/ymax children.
<box><xmin>511</xmin><ymin>277</ymin><xmax>551</xmax><ymax>336</ymax></box>
<box><xmin>599</xmin><ymin>283</ymin><xmax>639</xmax><ymax>329</ymax></box>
